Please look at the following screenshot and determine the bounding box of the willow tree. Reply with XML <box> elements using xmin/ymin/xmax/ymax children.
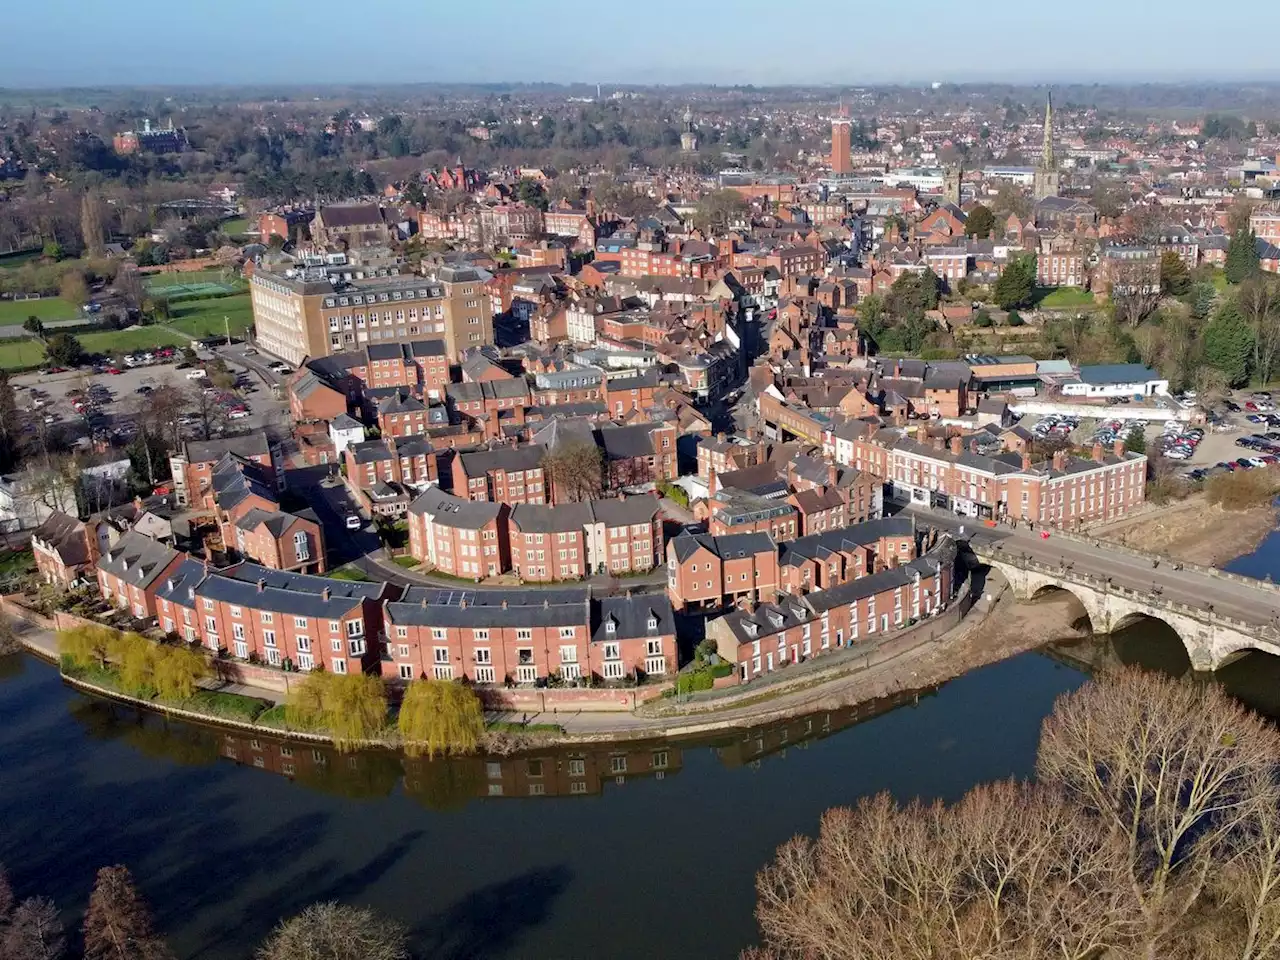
<box><xmin>286</xmin><ymin>671</ymin><xmax>387</xmax><ymax>751</ymax></box>
<box><xmin>397</xmin><ymin>679</ymin><xmax>484</xmax><ymax>758</ymax></box>
<box><xmin>110</xmin><ymin>632</ymin><xmax>156</xmax><ymax>695</ymax></box>
<box><xmin>57</xmin><ymin>625</ymin><xmax>117</xmax><ymax>670</ymax></box>
<box><xmin>152</xmin><ymin>645</ymin><xmax>209</xmax><ymax>701</ymax></box>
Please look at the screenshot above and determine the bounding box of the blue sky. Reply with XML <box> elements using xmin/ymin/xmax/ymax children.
<box><xmin>0</xmin><ymin>0</ymin><xmax>1269</xmax><ymax>88</ymax></box>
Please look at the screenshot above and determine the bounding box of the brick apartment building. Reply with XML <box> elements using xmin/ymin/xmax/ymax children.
<box><xmin>382</xmin><ymin>587</ymin><xmax>675</xmax><ymax>683</ymax></box>
<box><xmin>96</xmin><ymin>531</ymin><xmax>186</xmax><ymax>620</ymax></box>
<box><xmin>407</xmin><ymin>487</ymin><xmax>510</xmax><ymax>580</ymax></box>
<box><xmin>666</xmin><ymin>531</ymin><xmax>780</xmax><ymax>611</ymax></box>
<box><xmin>508</xmin><ymin>497</ymin><xmax>663</xmax><ymax>582</ymax></box>
<box><xmin>452</xmin><ymin>445</ymin><xmax>548</xmax><ymax>505</ymax></box>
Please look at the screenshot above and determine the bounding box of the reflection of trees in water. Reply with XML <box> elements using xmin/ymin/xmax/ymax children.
<box><xmin>402</xmin><ymin>755</ymin><xmax>486</xmax><ymax>812</ymax></box>
<box><xmin>293</xmin><ymin>748</ymin><xmax>402</xmax><ymax>801</ymax></box>
<box><xmin>0</xmin><ymin>653</ymin><xmax>25</xmax><ymax>681</ymax></box>
<box><xmin>67</xmin><ymin>699</ymin><xmax>219</xmax><ymax>767</ymax></box>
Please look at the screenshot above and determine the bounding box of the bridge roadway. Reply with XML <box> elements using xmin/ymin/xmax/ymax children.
<box><xmin>906</xmin><ymin>506</ymin><xmax>1280</xmax><ymax>669</ymax></box>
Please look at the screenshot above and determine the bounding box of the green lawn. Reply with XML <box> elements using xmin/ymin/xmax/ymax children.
<box><xmin>79</xmin><ymin>327</ymin><xmax>187</xmax><ymax>355</ymax></box>
<box><xmin>220</xmin><ymin>217</ymin><xmax>252</xmax><ymax>237</ymax></box>
<box><xmin>0</xmin><ymin>297</ymin><xmax>80</xmax><ymax>324</ymax></box>
<box><xmin>166</xmin><ymin>293</ymin><xmax>253</xmax><ymax>339</ymax></box>
<box><xmin>0</xmin><ymin>250</ymin><xmax>42</xmax><ymax>270</ymax></box>
<box><xmin>1034</xmin><ymin>287</ymin><xmax>1095</xmax><ymax>309</ymax></box>
<box><xmin>0</xmin><ymin>339</ymin><xmax>49</xmax><ymax>369</ymax></box>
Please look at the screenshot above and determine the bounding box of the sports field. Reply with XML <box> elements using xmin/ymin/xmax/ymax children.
<box><xmin>166</xmin><ymin>293</ymin><xmax>253</xmax><ymax>339</ymax></box>
<box><xmin>0</xmin><ymin>297</ymin><xmax>80</xmax><ymax>323</ymax></box>
<box><xmin>144</xmin><ymin>268</ymin><xmax>245</xmax><ymax>300</ymax></box>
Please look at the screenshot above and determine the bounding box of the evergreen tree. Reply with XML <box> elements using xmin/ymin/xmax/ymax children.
<box><xmin>1203</xmin><ymin>301</ymin><xmax>1255</xmax><ymax>386</ymax></box>
<box><xmin>83</xmin><ymin>865</ymin><xmax>171</xmax><ymax>960</ymax></box>
<box><xmin>1225</xmin><ymin>229</ymin><xmax>1260</xmax><ymax>285</ymax></box>
<box><xmin>964</xmin><ymin>204</ymin><xmax>995</xmax><ymax>239</ymax></box>
<box><xmin>1159</xmin><ymin>251</ymin><xmax>1191</xmax><ymax>296</ymax></box>
<box><xmin>993</xmin><ymin>254</ymin><xmax>1037</xmax><ymax>310</ymax></box>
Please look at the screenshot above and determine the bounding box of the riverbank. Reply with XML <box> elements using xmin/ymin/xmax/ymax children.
<box><xmin>5</xmin><ymin>569</ymin><xmax>1092</xmax><ymax>752</ymax></box>
<box><xmin>1090</xmin><ymin>495</ymin><xmax>1278</xmax><ymax>567</ymax></box>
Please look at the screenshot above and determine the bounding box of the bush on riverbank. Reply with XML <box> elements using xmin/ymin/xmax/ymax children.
<box><xmin>1205</xmin><ymin>467</ymin><xmax>1280</xmax><ymax>510</ymax></box>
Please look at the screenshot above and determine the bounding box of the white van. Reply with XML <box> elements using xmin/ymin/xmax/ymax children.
<box><xmin>185</xmin><ymin>369</ymin><xmax>207</xmax><ymax>380</ymax></box>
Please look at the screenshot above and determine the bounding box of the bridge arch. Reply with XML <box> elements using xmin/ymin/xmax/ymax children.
<box><xmin>1029</xmin><ymin>583</ymin><xmax>1096</xmax><ymax>630</ymax></box>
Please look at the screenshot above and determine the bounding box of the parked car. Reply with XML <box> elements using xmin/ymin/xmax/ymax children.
<box><xmin>345</xmin><ymin>515</ymin><xmax>362</xmax><ymax>530</ymax></box>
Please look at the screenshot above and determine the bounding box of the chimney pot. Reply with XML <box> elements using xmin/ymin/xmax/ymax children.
<box><xmin>1092</xmin><ymin>441</ymin><xmax>1105</xmax><ymax>464</ymax></box>
<box><xmin>1021</xmin><ymin>451</ymin><xmax>1032</xmax><ymax>471</ymax></box>
<box><xmin>322</xmin><ymin>587</ymin><xmax>330</xmax><ymax>601</ymax></box>
<box><xmin>257</xmin><ymin>578</ymin><xmax>265</xmax><ymax>592</ymax></box>
<box><xmin>1113</xmin><ymin>439</ymin><xmax>1126</xmax><ymax>459</ymax></box>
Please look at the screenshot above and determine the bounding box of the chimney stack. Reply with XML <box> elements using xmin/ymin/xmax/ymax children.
<box><xmin>949</xmin><ymin>436</ymin><xmax>963</xmax><ymax>455</ymax></box>
<box><xmin>969</xmin><ymin>438</ymin><xmax>979</xmax><ymax>454</ymax></box>
<box><xmin>1092</xmin><ymin>442</ymin><xmax>1105</xmax><ymax>464</ymax></box>
<box><xmin>1113</xmin><ymin>439</ymin><xmax>1126</xmax><ymax>459</ymax></box>
<box><xmin>1052</xmin><ymin>449</ymin><xmax>1068</xmax><ymax>473</ymax></box>
<box><xmin>257</xmin><ymin>578</ymin><xmax>265</xmax><ymax>592</ymax></box>
<box><xmin>322</xmin><ymin>587</ymin><xmax>330</xmax><ymax>601</ymax></box>
<box><xmin>501</xmin><ymin>599</ymin><xmax>507</xmax><ymax>609</ymax></box>
<box><xmin>1021</xmin><ymin>451</ymin><xmax>1032</xmax><ymax>471</ymax></box>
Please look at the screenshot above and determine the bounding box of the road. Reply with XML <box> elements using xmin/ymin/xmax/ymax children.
<box><xmin>904</xmin><ymin>504</ymin><xmax>1280</xmax><ymax>629</ymax></box>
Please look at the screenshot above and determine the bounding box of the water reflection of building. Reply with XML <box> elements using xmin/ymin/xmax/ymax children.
<box><xmin>715</xmin><ymin>693</ymin><xmax>924</xmax><ymax>768</ymax></box>
<box><xmin>215</xmin><ymin>730</ymin><xmax>683</xmax><ymax>805</ymax></box>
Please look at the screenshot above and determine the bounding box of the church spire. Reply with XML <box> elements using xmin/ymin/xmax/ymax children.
<box><xmin>1041</xmin><ymin>92</ymin><xmax>1055</xmax><ymax>168</ymax></box>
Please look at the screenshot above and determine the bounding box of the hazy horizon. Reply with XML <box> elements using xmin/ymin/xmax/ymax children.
<box><xmin>3</xmin><ymin>0</ymin><xmax>1273</xmax><ymax>89</ymax></box>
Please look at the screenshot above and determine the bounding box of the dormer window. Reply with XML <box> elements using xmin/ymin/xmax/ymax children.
<box><xmin>647</xmin><ymin>616</ymin><xmax>658</xmax><ymax>631</ymax></box>
<box><xmin>605</xmin><ymin>620</ymin><xmax>616</xmax><ymax>634</ymax></box>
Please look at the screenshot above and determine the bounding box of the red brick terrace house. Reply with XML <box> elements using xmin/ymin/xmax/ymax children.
<box><xmin>666</xmin><ymin>531</ymin><xmax>779</xmax><ymax>611</ymax></box>
<box><xmin>31</xmin><ymin>511</ymin><xmax>95</xmax><ymax>587</ymax></box>
<box><xmin>776</xmin><ymin>516</ymin><xmax>918</xmax><ymax>596</ymax></box>
<box><xmin>381</xmin><ymin>587</ymin><xmax>676</xmax><ymax>683</ymax></box>
<box><xmin>452</xmin><ymin>445</ymin><xmax>549</xmax><ymax>505</ymax></box>
<box><xmin>96</xmin><ymin>531</ymin><xmax>185</xmax><ymax>620</ymax></box>
<box><xmin>169</xmin><ymin>434</ymin><xmax>281</xmax><ymax>509</ymax></box>
<box><xmin>190</xmin><ymin>563</ymin><xmax>392</xmax><ymax>673</ymax></box>
<box><xmin>508</xmin><ymin>497</ymin><xmax>663</xmax><ymax>582</ymax></box>
<box><xmin>709</xmin><ymin>537</ymin><xmax>958</xmax><ymax>683</ymax></box>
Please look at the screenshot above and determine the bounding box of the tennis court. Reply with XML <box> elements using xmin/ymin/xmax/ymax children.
<box><xmin>143</xmin><ymin>269</ymin><xmax>245</xmax><ymax>299</ymax></box>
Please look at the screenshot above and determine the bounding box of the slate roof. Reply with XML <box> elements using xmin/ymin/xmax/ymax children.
<box><xmin>458</xmin><ymin>445</ymin><xmax>546</xmax><ymax>475</ymax></box>
<box><xmin>196</xmin><ymin>572</ymin><xmax>364</xmax><ymax>619</ymax></box>
<box><xmin>510</xmin><ymin>496</ymin><xmax>658</xmax><ymax>534</ymax></box>
<box><xmin>349</xmin><ymin>440</ymin><xmax>394</xmax><ymax>464</ymax></box>
<box><xmin>378</xmin><ymin>391</ymin><xmax>427</xmax><ymax>415</ymax></box>
<box><xmin>670</xmin><ymin>531</ymin><xmax>775</xmax><ymax>563</ymax></box>
<box><xmin>318</xmin><ymin>203</ymin><xmax>384</xmax><ymax>228</ymax></box>
<box><xmin>31</xmin><ymin>511</ymin><xmax>89</xmax><ymax>567</ymax></box>
<box><xmin>331</xmin><ymin>413</ymin><xmax>364</xmax><ymax>432</ymax></box>
<box><xmin>593</xmin><ymin>594</ymin><xmax>675</xmax><ymax>643</ymax></box>
<box><xmin>408</xmin><ymin>487</ymin><xmax>504</xmax><ymax>529</ymax></box>
<box><xmin>220</xmin><ymin>561</ymin><xmax>389</xmax><ymax>600</ymax></box>
<box><xmin>234</xmin><ymin>507</ymin><xmax>300</xmax><ymax>538</ymax></box>
<box><xmin>599</xmin><ymin>423</ymin><xmax>658</xmax><ymax>460</ymax></box>
<box><xmin>778</xmin><ymin>517</ymin><xmax>914</xmax><ymax>568</ymax></box>
<box><xmin>386</xmin><ymin>586</ymin><xmax>589</xmax><ymax>628</ymax></box>
<box><xmin>1075</xmin><ymin>363</ymin><xmax>1162</xmax><ymax>385</ymax></box>
<box><xmin>185</xmin><ymin>433</ymin><xmax>270</xmax><ymax>465</ymax></box>
<box><xmin>155</xmin><ymin>556</ymin><xmax>210</xmax><ymax>608</ymax></box>
<box><xmin>96</xmin><ymin>531</ymin><xmax>180</xmax><ymax>589</ymax></box>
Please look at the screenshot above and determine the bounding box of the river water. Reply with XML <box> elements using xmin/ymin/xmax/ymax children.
<box><xmin>3</xmin><ymin>531</ymin><xmax>1280</xmax><ymax>959</ymax></box>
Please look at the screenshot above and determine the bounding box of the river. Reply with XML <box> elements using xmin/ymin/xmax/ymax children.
<box><xmin>4</xmin><ymin>535</ymin><xmax>1280</xmax><ymax>959</ymax></box>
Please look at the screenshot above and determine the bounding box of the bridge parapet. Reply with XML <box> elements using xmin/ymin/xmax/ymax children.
<box><xmin>1046</xmin><ymin>528</ymin><xmax>1280</xmax><ymax>597</ymax></box>
<box><xmin>973</xmin><ymin>541</ymin><xmax>1280</xmax><ymax>663</ymax></box>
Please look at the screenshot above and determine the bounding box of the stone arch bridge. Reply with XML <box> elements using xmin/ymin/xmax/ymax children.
<box><xmin>973</xmin><ymin>539</ymin><xmax>1280</xmax><ymax>672</ymax></box>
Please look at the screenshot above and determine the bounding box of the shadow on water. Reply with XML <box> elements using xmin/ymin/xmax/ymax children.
<box><xmin>413</xmin><ymin>865</ymin><xmax>573</xmax><ymax>960</ymax></box>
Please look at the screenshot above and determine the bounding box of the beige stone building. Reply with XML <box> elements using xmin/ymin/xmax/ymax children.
<box><xmin>250</xmin><ymin>265</ymin><xmax>493</xmax><ymax>366</ymax></box>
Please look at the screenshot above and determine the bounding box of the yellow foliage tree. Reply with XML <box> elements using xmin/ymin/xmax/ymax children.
<box><xmin>112</xmin><ymin>631</ymin><xmax>156</xmax><ymax>695</ymax></box>
<box><xmin>397</xmin><ymin>679</ymin><xmax>484</xmax><ymax>759</ymax></box>
<box><xmin>153</xmin><ymin>644</ymin><xmax>210</xmax><ymax>701</ymax></box>
<box><xmin>57</xmin><ymin>625</ymin><xmax>116</xmax><ymax>669</ymax></box>
<box><xmin>286</xmin><ymin>670</ymin><xmax>387</xmax><ymax>751</ymax></box>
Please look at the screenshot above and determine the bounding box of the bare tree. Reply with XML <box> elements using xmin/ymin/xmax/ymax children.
<box><xmin>1038</xmin><ymin>668</ymin><xmax>1280</xmax><ymax>960</ymax></box>
<box><xmin>540</xmin><ymin>442</ymin><xmax>603</xmax><ymax>502</ymax></box>
<box><xmin>1110</xmin><ymin>257</ymin><xmax>1163</xmax><ymax>327</ymax></box>
<box><xmin>256</xmin><ymin>902</ymin><xmax>408</xmax><ymax>960</ymax></box>
<box><xmin>82</xmin><ymin>865</ymin><xmax>172</xmax><ymax>960</ymax></box>
<box><xmin>80</xmin><ymin>190</ymin><xmax>105</xmax><ymax>259</ymax></box>
<box><xmin>750</xmin><ymin>781</ymin><xmax>1139</xmax><ymax>960</ymax></box>
<box><xmin>4</xmin><ymin>896</ymin><xmax>66</xmax><ymax>960</ymax></box>
<box><xmin>188</xmin><ymin>384</ymin><xmax>226</xmax><ymax>442</ymax></box>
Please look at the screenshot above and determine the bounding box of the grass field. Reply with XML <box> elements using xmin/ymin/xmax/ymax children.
<box><xmin>1034</xmin><ymin>287</ymin><xmax>1096</xmax><ymax>310</ymax></box>
<box><xmin>79</xmin><ymin>327</ymin><xmax>187</xmax><ymax>355</ymax></box>
<box><xmin>0</xmin><ymin>339</ymin><xmax>48</xmax><ymax>369</ymax></box>
<box><xmin>220</xmin><ymin>217</ymin><xmax>252</xmax><ymax>236</ymax></box>
<box><xmin>166</xmin><ymin>293</ymin><xmax>253</xmax><ymax>339</ymax></box>
<box><xmin>0</xmin><ymin>297</ymin><xmax>80</xmax><ymax>323</ymax></box>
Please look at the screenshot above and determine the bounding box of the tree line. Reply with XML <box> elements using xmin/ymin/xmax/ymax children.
<box><xmin>0</xmin><ymin>862</ymin><xmax>411</xmax><ymax>960</ymax></box>
<box><xmin>747</xmin><ymin>668</ymin><xmax>1280</xmax><ymax>960</ymax></box>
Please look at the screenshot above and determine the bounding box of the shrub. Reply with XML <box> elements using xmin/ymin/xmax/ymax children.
<box><xmin>1205</xmin><ymin>468</ymin><xmax>1280</xmax><ymax>511</ymax></box>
